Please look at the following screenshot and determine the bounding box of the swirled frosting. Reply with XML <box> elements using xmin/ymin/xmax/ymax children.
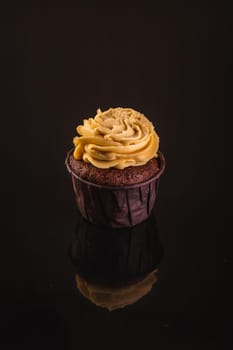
<box><xmin>73</xmin><ymin>107</ymin><xmax>159</xmax><ymax>169</ymax></box>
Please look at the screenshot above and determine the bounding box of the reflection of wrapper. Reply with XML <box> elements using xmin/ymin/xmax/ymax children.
<box><xmin>69</xmin><ymin>212</ymin><xmax>163</xmax><ymax>288</ymax></box>
<box><xmin>76</xmin><ymin>269</ymin><xmax>159</xmax><ymax>311</ymax></box>
<box><xmin>65</xmin><ymin>150</ymin><xmax>165</xmax><ymax>228</ymax></box>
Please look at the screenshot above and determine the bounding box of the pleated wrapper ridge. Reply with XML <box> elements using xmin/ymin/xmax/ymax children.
<box><xmin>66</xmin><ymin>149</ymin><xmax>165</xmax><ymax>228</ymax></box>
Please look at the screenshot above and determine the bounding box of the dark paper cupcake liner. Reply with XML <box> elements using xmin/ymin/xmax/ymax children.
<box><xmin>65</xmin><ymin>149</ymin><xmax>165</xmax><ymax>228</ymax></box>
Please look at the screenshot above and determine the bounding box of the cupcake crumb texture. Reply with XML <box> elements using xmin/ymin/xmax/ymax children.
<box><xmin>69</xmin><ymin>154</ymin><xmax>159</xmax><ymax>186</ymax></box>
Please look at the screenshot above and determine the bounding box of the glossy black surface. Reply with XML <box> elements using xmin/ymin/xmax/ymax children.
<box><xmin>69</xmin><ymin>211</ymin><xmax>163</xmax><ymax>287</ymax></box>
<box><xmin>1</xmin><ymin>2</ymin><xmax>231</xmax><ymax>349</ymax></box>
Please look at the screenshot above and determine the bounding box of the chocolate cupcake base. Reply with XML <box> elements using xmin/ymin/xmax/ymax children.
<box><xmin>66</xmin><ymin>150</ymin><xmax>165</xmax><ymax>228</ymax></box>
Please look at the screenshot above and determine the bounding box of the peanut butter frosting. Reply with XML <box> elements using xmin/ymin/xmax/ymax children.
<box><xmin>73</xmin><ymin>107</ymin><xmax>159</xmax><ymax>170</ymax></box>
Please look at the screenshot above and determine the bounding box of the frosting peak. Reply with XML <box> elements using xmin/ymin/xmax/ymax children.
<box><xmin>73</xmin><ymin>107</ymin><xmax>159</xmax><ymax>169</ymax></box>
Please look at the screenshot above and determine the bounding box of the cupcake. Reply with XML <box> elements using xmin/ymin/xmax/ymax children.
<box><xmin>65</xmin><ymin>107</ymin><xmax>165</xmax><ymax>227</ymax></box>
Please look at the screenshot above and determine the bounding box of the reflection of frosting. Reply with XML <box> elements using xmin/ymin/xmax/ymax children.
<box><xmin>76</xmin><ymin>269</ymin><xmax>158</xmax><ymax>311</ymax></box>
<box><xmin>73</xmin><ymin>107</ymin><xmax>159</xmax><ymax>169</ymax></box>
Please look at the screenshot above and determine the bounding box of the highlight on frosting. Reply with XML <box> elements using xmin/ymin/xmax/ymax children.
<box><xmin>73</xmin><ymin>107</ymin><xmax>159</xmax><ymax>169</ymax></box>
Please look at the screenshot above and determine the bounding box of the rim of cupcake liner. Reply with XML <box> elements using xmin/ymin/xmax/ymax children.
<box><xmin>65</xmin><ymin>148</ymin><xmax>166</xmax><ymax>190</ymax></box>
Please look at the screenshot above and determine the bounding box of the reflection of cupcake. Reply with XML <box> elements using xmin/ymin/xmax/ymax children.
<box><xmin>75</xmin><ymin>270</ymin><xmax>158</xmax><ymax>311</ymax></box>
<box><xmin>66</xmin><ymin>107</ymin><xmax>165</xmax><ymax>227</ymax></box>
<box><xmin>69</xmin><ymin>210</ymin><xmax>163</xmax><ymax>287</ymax></box>
<box><xmin>69</xmin><ymin>210</ymin><xmax>163</xmax><ymax>310</ymax></box>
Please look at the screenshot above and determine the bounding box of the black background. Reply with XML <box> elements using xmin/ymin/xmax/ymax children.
<box><xmin>1</xmin><ymin>1</ymin><xmax>231</xmax><ymax>349</ymax></box>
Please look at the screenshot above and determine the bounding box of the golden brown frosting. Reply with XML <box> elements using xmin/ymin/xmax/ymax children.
<box><xmin>73</xmin><ymin>107</ymin><xmax>159</xmax><ymax>169</ymax></box>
